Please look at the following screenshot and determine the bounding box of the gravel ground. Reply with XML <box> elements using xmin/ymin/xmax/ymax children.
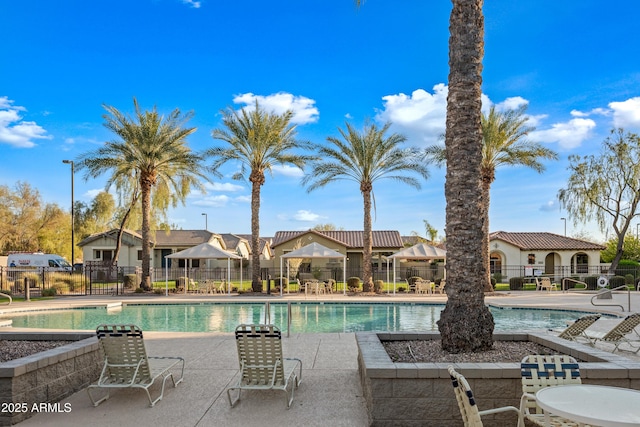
<box><xmin>383</xmin><ymin>340</ymin><xmax>559</xmax><ymax>363</ymax></box>
<box><xmin>0</xmin><ymin>340</ymin><xmax>73</xmax><ymax>363</ymax></box>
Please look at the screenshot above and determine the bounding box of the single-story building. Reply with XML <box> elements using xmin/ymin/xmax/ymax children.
<box><xmin>268</xmin><ymin>229</ymin><xmax>404</xmax><ymax>274</ymax></box>
<box><xmin>489</xmin><ymin>231</ymin><xmax>606</xmax><ymax>279</ymax></box>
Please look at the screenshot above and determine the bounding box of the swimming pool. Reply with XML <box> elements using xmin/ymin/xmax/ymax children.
<box><xmin>3</xmin><ymin>303</ymin><xmax>598</xmax><ymax>333</ymax></box>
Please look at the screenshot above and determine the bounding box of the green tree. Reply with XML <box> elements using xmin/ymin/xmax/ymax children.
<box><xmin>0</xmin><ymin>182</ymin><xmax>71</xmax><ymax>259</ymax></box>
<box><xmin>601</xmin><ymin>235</ymin><xmax>640</xmax><ymax>263</ymax></box>
<box><xmin>303</xmin><ymin>121</ymin><xmax>429</xmax><ymax>292</ymax></box>
<box><xmin>207</xmin><ymin>101</ymin><xmax>315</xmax><ymax>292</ymax></box>
<box><xmin>426</xmin><ymin>104</ymin><xmax>557</xmax><ymax>292</ymax></box>
<box><xmin>559</xmin><ymin>128</ymin><xmax>640</xmax><ymax>273</ymax></box>
<box><xmin>435</xmin><ymin>0</ymin><xmax>495</xmax><ymax>353</ymax></box>
<box><xmin>78</xmin><ymin>98</ymin><xmax>207</xmax><ymax>290</ymax></box>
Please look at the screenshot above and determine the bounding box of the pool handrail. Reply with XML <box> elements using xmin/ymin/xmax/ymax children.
<box><xmin>562</xmin><ymin>278</ymin><xmax>588</xmax><ymax>292</ymax></box>
<box><xmin>590</xmin><ymin>285</ymin><xmax>630</xmax><ymax>312</ymax></box>
<box><xmin>0</xmin><ymin>292</ymin><xmax>11</xmax><ymax>305</ymax></box>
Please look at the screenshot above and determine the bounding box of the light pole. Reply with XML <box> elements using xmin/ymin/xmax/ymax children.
<box><xmin>202</xmin><ymin>213</ymin><xmax>208</xmax><ymax>230</ymax></box>
<box><xmin>560</xmin><ymin>217</ymin><xmax>566</xmax><ymax>236</ymax></box>
<box><xmin>62</xmin><ymin>160</ymin><xmax>75</xmax><ymax>267</ymax></box>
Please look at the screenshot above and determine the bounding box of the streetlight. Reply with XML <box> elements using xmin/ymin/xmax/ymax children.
<box><xmin>202</xmin><ymin>213</ymin><xmax>208</xmax><ymax>230</ymax></box>
<box><xmin>62</xmin><ymin>160</ymin><xmax>75</xmax><ymax>267</ymax></box>
<box><xmin>560</xmin><ymin>217</ymin><xmax>566</xmax><ymax>236</ymax></box>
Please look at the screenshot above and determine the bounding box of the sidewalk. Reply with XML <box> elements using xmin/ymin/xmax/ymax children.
<box><xmin>8</xmin><ymin>289</ymin><xmax>640</xmax><ymax>426</ymax></box>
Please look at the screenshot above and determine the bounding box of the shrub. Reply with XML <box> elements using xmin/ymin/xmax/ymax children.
<box><xmin>41</xmin><ymin>287</ymin><xmax>57</xmax><ymax>297</ymax></box>
<box><xmin>490</xmin><ymin>277</ymin><xmax>497</xmax><ymax>289</ymax></box>
<box><xmin>625</xmin><ymin>274</ymin><xmax>635</xmax><ymax>285</ymax></box>
<box><xmin>278</xmin><ymin>277</ymin><xmax>288</xmax><ymax>289</ymax></box>
<box><xmin>492</xmin><ymin>272</ymin><xmax>503</xmax><ymax>283</ymax></box>
<box><xmin>615</xmin><ymin>259</ymin><xmax>639</xmax><ymax>278</ymax></box>
<box><xmin>509</xmin><ymin>277</ymin><xmax>524</xmax><ymax>290</ymax></box>
<box><xmin>374</xmin><ymin>280</ymin><xmax>383</xmax><ymax>293</ymax></box>
<box><xmin>609</xmin><ymin>275</ymin><xmax>626</xmax><ymax>289</ymax></box>
<box><xmin>397</xmin><ymin>286</ymin><xmax>406</xmax><ymax>293</ymax></box>
<box><xmin>584</xmin><ymin>276</ymin><xmax>598</xmax><ymax>290</ymax></box>
<box><xmin>124</xmin><ymin>274</ymin><xmax>137</xmax><ymax>289</ymax></box>
<box><xmin>153</xmin><ymin>289</ymin><xmax>164</xmax><ymax>295</ymax></box>
<box><xmin>347</xmin><ymin>277</ymin><xmax>361</xmax><ymax>291</ymax></box>
<box><xmin>134</xmin><ymin>287</ymin><xmax>145</xmax><ymax>293</ymax></box>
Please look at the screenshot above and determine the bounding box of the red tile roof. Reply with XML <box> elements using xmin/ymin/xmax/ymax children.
<box><xmin>489</xmin><ymin>231</ymin><xmax>605</xmax><ymax>251</ymax></box>
<box><xmin>272</xmin><ymin>230</ymin><xmax>403</xmax><ymax>249</ymax></box>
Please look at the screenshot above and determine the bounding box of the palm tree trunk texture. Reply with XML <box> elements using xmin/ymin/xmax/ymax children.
<box><xmin>140</xmin><ymin>177</ymin><xmax>153</xmax><ymax>291</ymax></box>
<box><xmin>362</xmin><ymin>184</ymin><xmax>374</xmax><ymax>292</ymax></box>
<box><xmin>250</xmin><ymin>172</ymin><xmax>263</xmax><ymax>292</ymax></box>
<box><xmin>437</xmin><ymin>0</ymin><xmax>494</xmax><ymax>352</ymax></box>
<box><xmin>481</xmin><ymin>178</ymin><xmax>494</xmax><ymax>293</ymax></box>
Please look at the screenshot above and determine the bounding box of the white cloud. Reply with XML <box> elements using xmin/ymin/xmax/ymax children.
<box><xmin>493</xmin><ymin>96</ymin><xmax>528</xmax><ymax>111</ymax></box>
<box><xmin>539</xmin><ymin>199</ymin><xmax>559</xmax><ymax>212</ymax></box>
<box><xmin>193</xmin><ymin>195</ymin><xmax>231</xmax><ymax>208</ymax></box>
<box><xmin>271</xmin><ymin>164</ymin><xmax>303</xmax><ymax>177</ymax></box>
<box><xmin>276</xmin><ymin>209</ymin><xmax>324</xmax><ymax>222</ymax></box>
<box><xmin>570</xmin><ymin>108</ymin><xmax>610</xmax><ymax>118</ymax></box>
<box><xmin>530</xmin><ymin>118</ymin><xmax>596</xmax><ymax>149</ymax></box>
<box><xmin>84</xmin><ymin>189</ymin><xmax>103</xmax><ymax>199</ymax></box>
<box><xmin>609</xmin><ymin>97</ymin><xmax>640</xmax><ymax>129</ymax></box>
<box><xmin>204</xmin><ymin>182</ymin><xmax>245</xmax><ymax>192</ymax></box>
<box><xmin>181</xmin><ymin>0</ymin><xmax>201</xmax><ymax>8</ymax></box>
<box><xmin>233</xmin><ymin>92</ymin><xmax>319</xmax><ymax>124</ymax></box>
<box><xmin>293</xmin><ymin>210</ymin><xmax>322</xmax><ymax>221</ymax></box>
<box><xmin>235</xmin><ymin>195</ymin><xmax>251</xmax><ymax>203</ymax></box>
<box><xmin>0</xmin><ymin>96</ymin><xmax>52</xmax><ymax>148</ymax></box>
<box><xmin>375</xmin><ymin>84</ymin><xmax>448</xmax><ymax>145</ymax></box>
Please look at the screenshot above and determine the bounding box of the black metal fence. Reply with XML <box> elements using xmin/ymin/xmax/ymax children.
<box><xmin>2</xmin><ymin>263</ymin><xmax>636</xmax><ymax>297</ymax></box>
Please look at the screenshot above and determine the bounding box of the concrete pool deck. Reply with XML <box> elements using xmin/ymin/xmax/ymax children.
<box><xmin>3</xmin><ymin>290</ymin><xmax>640</xmax><ymax>426</ymax></box>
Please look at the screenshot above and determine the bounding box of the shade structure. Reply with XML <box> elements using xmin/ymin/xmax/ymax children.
<box><xmin>164</xmin><ymin>242</ymin><xmax>242</xmax><ymax>295</ymax></box>
<box><xmin>280</xmin><ymin>242</ymin><xmax>347</xmax><ymax>295</ymax></box>
<box><xmin>388</xmin><ymin>243</ymin><xmax>447</xmax><ymax>295</ymax></box>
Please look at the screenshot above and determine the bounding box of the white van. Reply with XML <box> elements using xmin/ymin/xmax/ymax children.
<box><xmin>7</xmin><ymin>253</ymin><xmax>72</xmax><ymax>271</ymax></box>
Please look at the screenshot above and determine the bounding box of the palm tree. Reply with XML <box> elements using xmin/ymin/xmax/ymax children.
<box><xmin>303</xmin><ymin>121</ymin><xmax>429</xmax><ymax>292</ymax></box>
<box><xmin>78</xmin><ymin>98</ymin><xmax>208</xmax><ymax>290</ymax></box>
<box><xmin>426</xmin><ymin>104</ymin><xmax>558</xmax><ymax>291</ymax></box>
<box><xmin>207</xmin><ymin>101</ymin><xmax>315</xmax><ymax>292</ymax></box>
<box><xmin>435</xmin><ymin>0</ymin><xmax>494</xmax><ymax>353</ymax></box>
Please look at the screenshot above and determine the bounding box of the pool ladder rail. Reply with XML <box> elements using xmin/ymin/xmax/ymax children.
<box><xmin>264</xmin><ymin>301</ymin><xmax>293</xmax><ymax>337</ymax></box>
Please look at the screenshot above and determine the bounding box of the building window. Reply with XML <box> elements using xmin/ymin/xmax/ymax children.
<box><xmin>490</xmin><ymin>254</ymin><xmax>502</xmax><ymax>274</ymax></box>
<box><xmin>137</xmin><ymin>250</ymin><xmax>143</xmax><ymax>260</ymax></box>
<box><xmin>528</xmin><ymin>254</ymin><xmax>535</xmax><ymax>265</ymax></box>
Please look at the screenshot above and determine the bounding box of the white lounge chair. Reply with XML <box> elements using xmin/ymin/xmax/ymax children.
<box><xmin>87</xmin><ymin>324</ymin><xmax>184</xmax><ymax>407</ymax></box>
<box><xmin>583</xmin><ymin>313</ymin><xmax>640</xmax><ymax>353</ymax></box>
<box><xmin>448</xmin><ymin>366</ymin><xmax>521</xmax><ymax>426</ymax></box>
<box><xmin>554</xmin><ymin>314</ymin><xmax>601</xmax><ymax>343</ymax></box>
<box><xmin>518</xmin><ymin>354</ymin><xmax>582</xmax><ymax>427</ymax></box>
<box><xmin>227</xmin><ymin>324</ymin><xmax>302</xmax><ymax>408</ymax></box>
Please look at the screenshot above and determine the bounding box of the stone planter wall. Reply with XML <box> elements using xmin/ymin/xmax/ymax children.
<box><xmin>357</xmin><ymin>331</ymin><xmax>640</xmax><ymax>427</ymax></box>
<box><xmin>0</xmin><ymin>332</ymin><xmax>101</xmax><ymax>426</ymax></box>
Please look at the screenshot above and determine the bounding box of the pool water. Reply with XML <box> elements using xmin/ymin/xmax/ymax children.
<box><xmin>4</xmin><ymin>303</ymin><xmax>596</xmax><ymax>333</ymax></box>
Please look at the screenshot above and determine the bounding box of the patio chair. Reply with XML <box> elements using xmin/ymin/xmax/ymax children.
<box><xmin>554</xmin><ymin>314</ymin><xmax>601</xmax><ymax>343</ymax></box>
<box><xmin>197</xmin><ymin>280</ymin><xmax>211</xmax><ymax>294</ymax></box>
<box><xmin>227</xmin><ymin>324</ymin><xmax>302</xmax><ymax>408</ymax></box>
<box><xmin>415</xmin><ymin>280</ymin><xmax>431</xmax><ymax>295</ymax></box>
<box><xmin>518</xmin><ymin>354</ymin><xmax>582</xmax><ymax>427</ymax></box>
<box><xmin>582</xmin><ymin>312</ymin><xmax>640</xmax><ymax>353</ymax></box>
<box><xmin>87</xmin><ymin>324</ymin><xmax>185</xmax><ymax>407</ymax></box>
<box><xmin>434</xmin><ymin>280</ymin><xmax>446</xmax><ymax>294</ymax></box>
<box><xmin>535</xmin><ymin>277</ymin><xmax>557</xmax><ymax>291</ymax></box>
<box><xmin>448</xmin><ymin>366</ymin><xmax>521</xmax><ymax>427</ymax></box>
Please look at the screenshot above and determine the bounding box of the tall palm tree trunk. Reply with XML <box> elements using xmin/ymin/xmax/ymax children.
<box><xmin>437</xmin><ymin>0</ymin><xmax>494</xmax><ymax>353</ymax></box>
<box><xmin>250</xmin><ymin>172</ymin><xmax>263</xmax><ymax>292</ymax></box>
<box><xmin>481</xmin><ymin>175</ymin><xmax>494</xmax><ymax>292</ymax></box>
<box><xmin>140</xmin><ymin>178</ymin><xmax>153</xmax><ymax>291</ymax></box>
<box><xmin>362</xmin><ymin>184</ymin><xmax>374</xmax><ymax>292</ymax></box>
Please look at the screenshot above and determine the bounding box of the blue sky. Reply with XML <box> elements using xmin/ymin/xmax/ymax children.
<box><xmin>2</xmin><ymin>0</ymin><xmax>640</xmax><ymax>243</ymax></box>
